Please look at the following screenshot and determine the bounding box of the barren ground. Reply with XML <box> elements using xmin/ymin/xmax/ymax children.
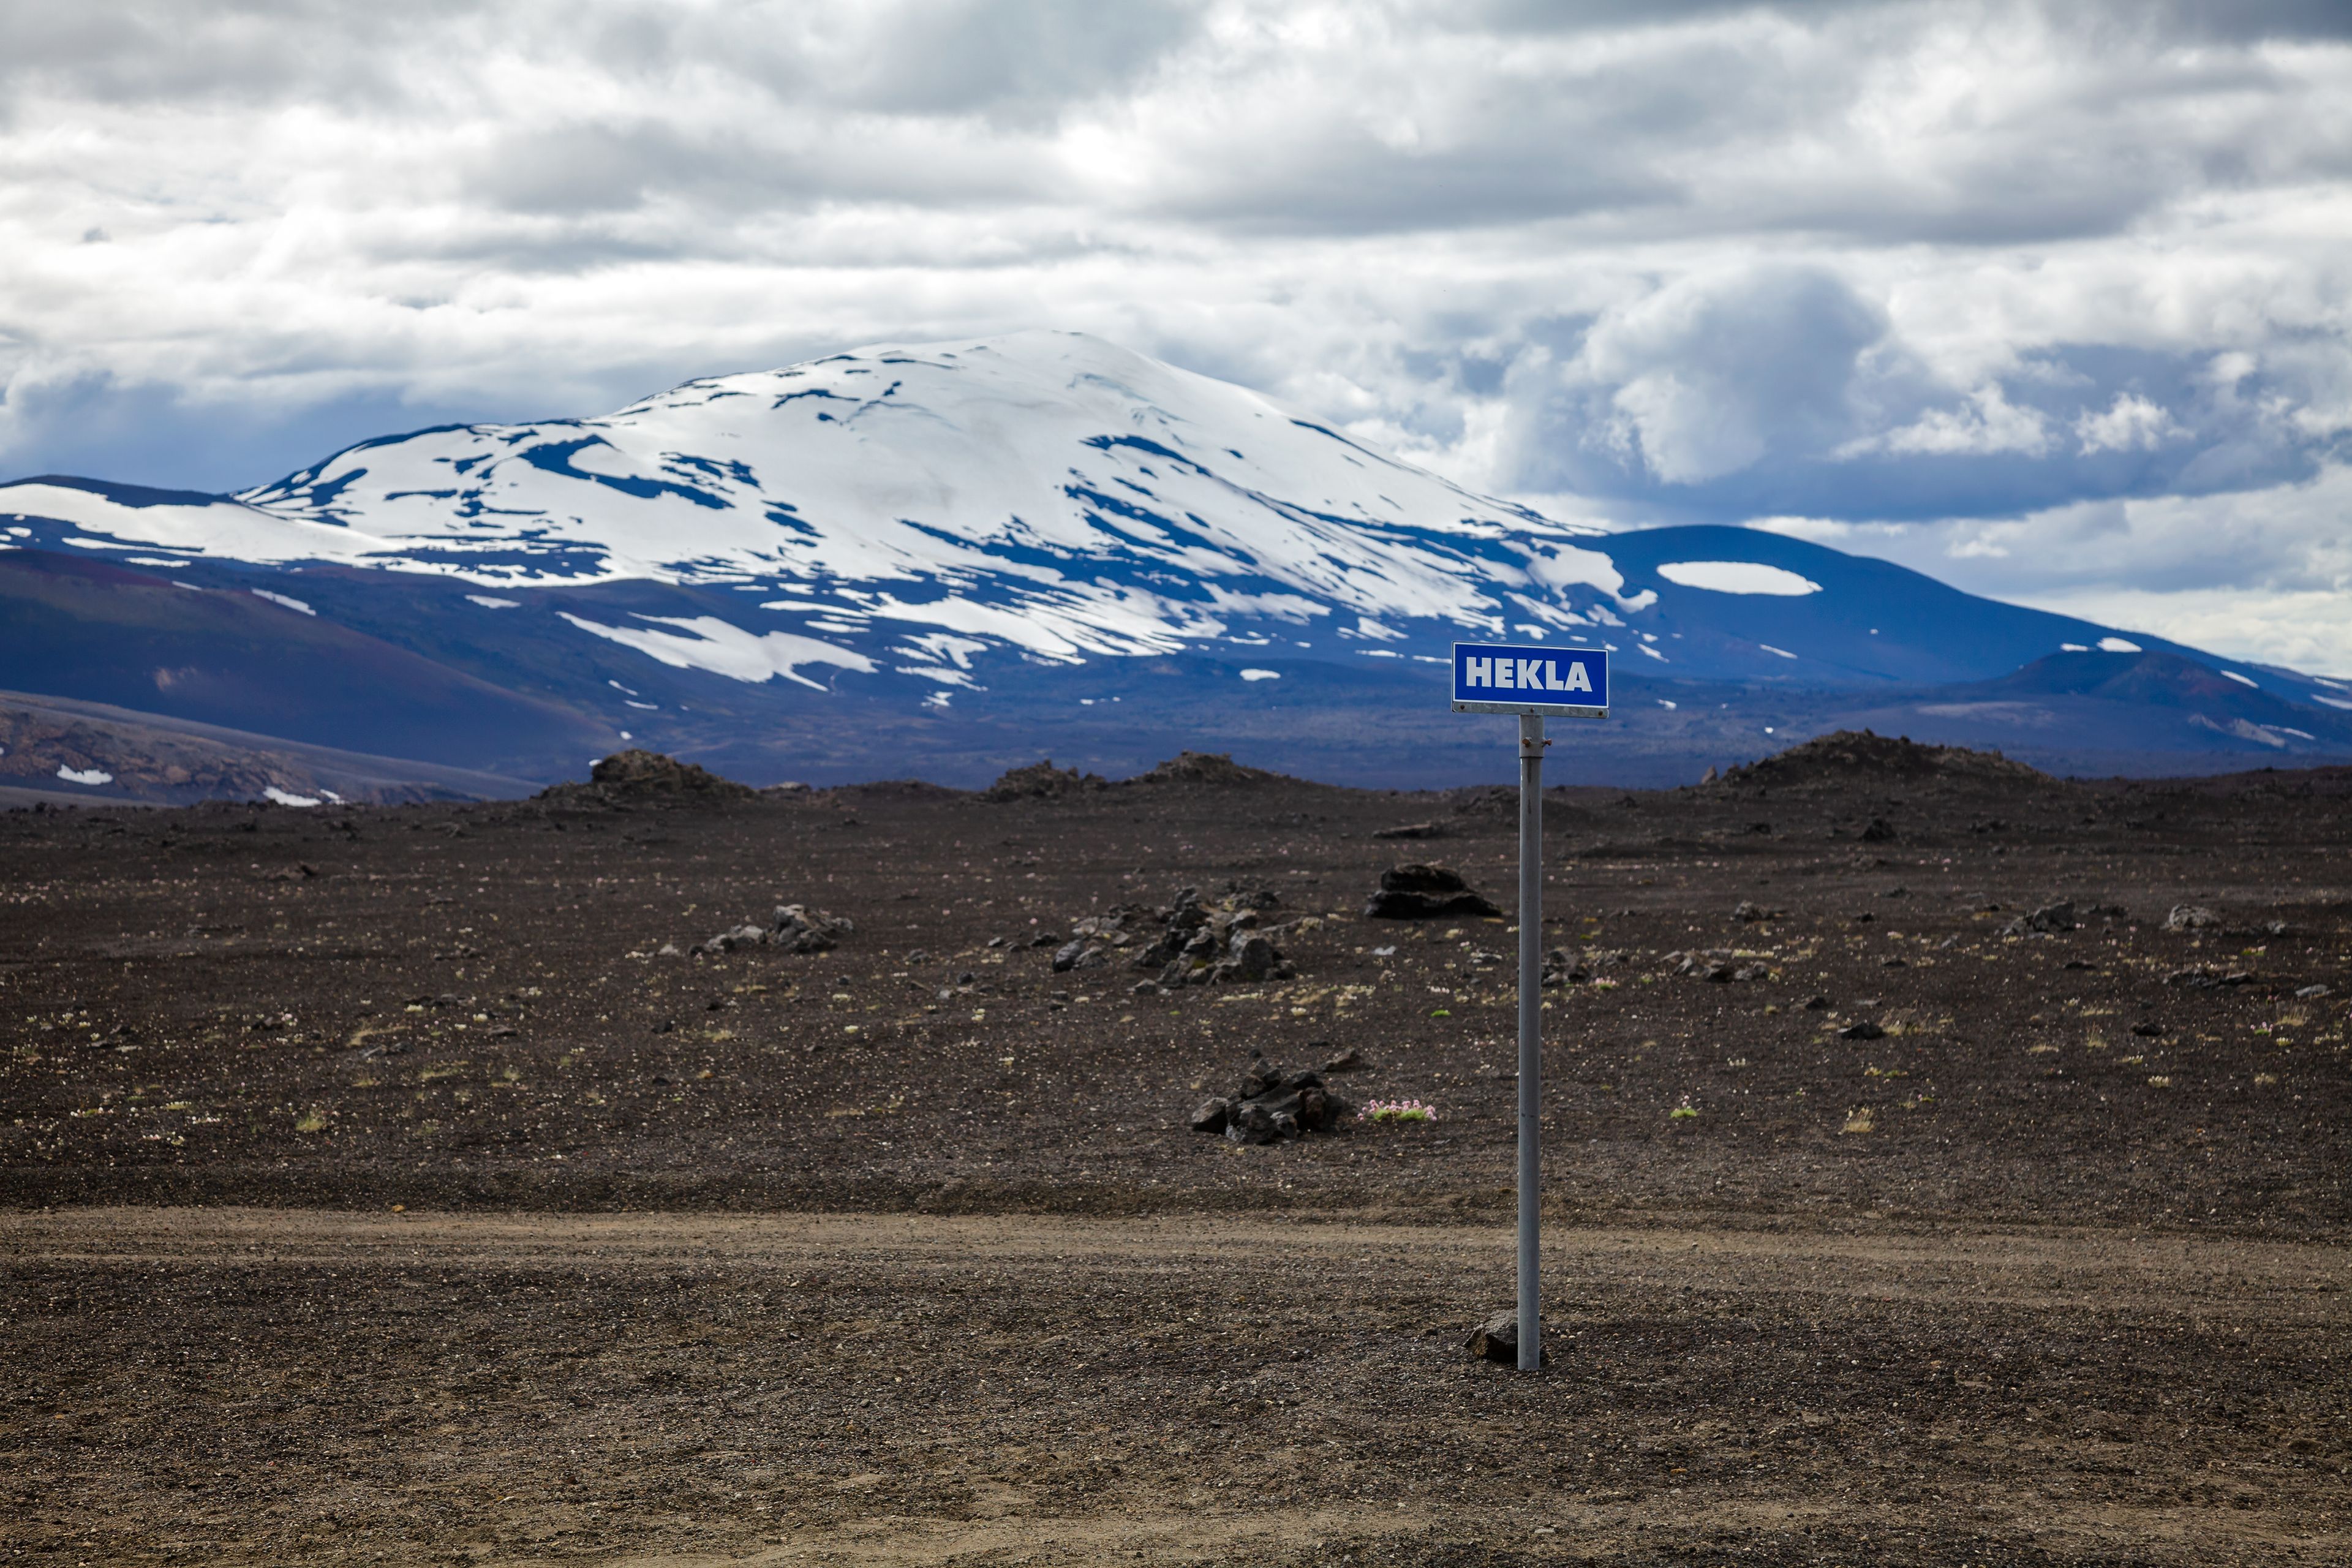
<box><xmin>3</xmin><ymin>747</ymin><xmax>2348</xmax><ymax>1564</ymax></box>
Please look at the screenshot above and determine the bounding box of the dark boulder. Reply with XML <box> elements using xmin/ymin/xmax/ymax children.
<box><xmin>1463</xmin><ymin>1311</ymin><xmax>1544</xmax><ymax>1366</ymax></box>
<box><xmin>1365</xmin><ymin>863</ymin><xmax>1503</xmax><ymax>920</ymax></box>
<box><xmin>1224</xmin><ymin>1101</ymin><xmax>1283</xmax><ymax>1145</ymax></box>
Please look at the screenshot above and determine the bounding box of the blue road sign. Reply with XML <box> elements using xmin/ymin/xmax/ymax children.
<box><xmin>1449</xmin><ymin>641</ymin><xmax>1610</xmax><ymax>715</ymax></box>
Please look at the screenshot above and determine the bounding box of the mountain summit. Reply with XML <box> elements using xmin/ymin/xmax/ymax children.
<box><xmin>3</xmin><ymin>331</ymin><xmax>2348</xmax><ymax>793</ymax></box>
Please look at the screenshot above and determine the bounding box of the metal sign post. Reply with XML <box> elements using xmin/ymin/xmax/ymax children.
<box><xmin>1452</xmin><ymin>641</ymin><xmax>1610</xmax><ymax>1371</ymax></box>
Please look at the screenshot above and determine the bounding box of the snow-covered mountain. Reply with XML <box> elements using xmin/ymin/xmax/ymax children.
<box><xmin>3</xmin><ymin>330</ymin><xmax>2348</xmax><ymax>793</ymax></box>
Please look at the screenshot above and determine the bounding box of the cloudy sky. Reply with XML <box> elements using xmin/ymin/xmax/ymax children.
<box><xmin>4</xmin><ymin>0</ymin><xmax>2350</xmax><ymax>669</ymax></box>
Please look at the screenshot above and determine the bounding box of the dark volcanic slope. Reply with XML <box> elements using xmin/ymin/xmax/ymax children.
<box><xmin>2</xmin><ymin>745</ymin><xmax>2345</xmax><ymax>1235</ymax></box>
<box><xmin>4</xmin><ymin>745</ymin><xmax>2351</xmax><ymax>1568</ymax></box>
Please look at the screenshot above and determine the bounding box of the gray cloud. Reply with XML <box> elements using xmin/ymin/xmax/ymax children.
<box><xmin>1</xmin><ymin>0</ymin><xmax>2350</xmax><ymax>663</ymax></box>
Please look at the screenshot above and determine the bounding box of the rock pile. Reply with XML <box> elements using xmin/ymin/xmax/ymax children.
<box><xmin>1713</xmin><ymin>729</ymin><xmax>2053</xmax><ymax>791</ymax></box>
<box><xmin>2166</xmin><ymin>965</ymin><xmax>2253</xmax><ymax>989</ymax></box>
<box><xmin>540</xmin><ymin>749</ymin><xmax>757</xmax><ymax>805</ymax></box>
<box><xmin>1540</xmin><ymin>947</ymin><xmax>1632</xmax><ymax>986</ymax></box>
<box><xmin>1365</xmin><ymin>863</ymin><xmax>1502</xmax><ymax>919</ymax></box>
<box><xmin>2000</xmin><ymin>900</ymin><xmax>2133</xmax><ymax>935</ymax></box>
<box><xmin>692</xmin><ymin>903</ymin><xmax>854</xmax><ymax>956</ymax></box>
<box><xmin>984</xmin><ymin>759</ymin><xmax>1107</xmax><ymax>800</ymax></box>
<box><xmin>1664</xmin><ymin>949</ymin><xmax>1770</xmax><ymax>982</ymax></box>
<box><xmin>1131</xmin><ymin>750</ymin><xmax>1281</xmax><ymax>785</ymax></box>
<box><xmin>2002</xmin><ymin>900</ymin><xmax>2077</xmax><ymax>935</ymax></box>
<box><xmin>1189</xmin><ymin>1049</ymin><xmax>1352</xmax><ymax>1144</ymax></box>
<box><xmin>1048</xmin><ymin>884</ymin><xmax>1302</xmax><ymax>988</ymax></box>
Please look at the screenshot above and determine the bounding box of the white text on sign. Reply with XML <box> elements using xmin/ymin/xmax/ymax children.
<box><xmin>1461</xmin><ymin>655</ymin><xmax>1593</xmax><ymax>694</ymax></box>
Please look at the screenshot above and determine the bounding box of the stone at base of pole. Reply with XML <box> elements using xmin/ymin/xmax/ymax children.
<box><xmin>1467</xmin><ymin>1310</ymin><xmax>1547</xmax><ymax>1366</ymax></box>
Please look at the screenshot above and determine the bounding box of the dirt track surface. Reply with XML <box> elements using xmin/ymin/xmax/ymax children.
<box><xmin>6</xmin><ymin>1205</ymin><xmax>2348</xmax><ymax>1566</ymax></box>
<box><xmin>2</xmin><ymin>741</ymin><xmax>2350</xmax><ymax>1561</ymax></box>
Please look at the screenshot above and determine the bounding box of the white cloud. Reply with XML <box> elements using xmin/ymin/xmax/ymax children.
<box><xmin>1865</xmin><ymin>386</ymin><xmax>2052</xmax><ymax>459</ymax></box>
<box><xmin>2075</xmin><ymin>392</ymin><xmax>2182</xmax><ymax>454</ymax></box>
<box><xmin>1751</xmin><ymin>461</ymin><xmax>2352</xmax><ymax>674</ymax></box>
<box><xmin>0</xmin><ymin>1</ymin><xmax>2348</xmax><ymax>671</ymax></box>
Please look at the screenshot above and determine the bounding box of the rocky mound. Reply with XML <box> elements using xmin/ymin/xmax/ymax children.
<box><xmin>1715</xmin><ymin>730</ymin><xmax>2052</xmax><ymax>791</ymax></box>
<box><xmin>1050</xmin><ymin>884</ymin><xmax>1300</xmax><ymax>989</ymax></box>
<box><xmin>1188</xmin><ymin>1049</ymin><xmax>1352</xmax><ymax>1144</ymax></box>
<box><xmin>1365</xmin><ymin>863</ymin><xmax>1504</xmax><ymax>919</ymax></box>
<box><xmin>1128</xmin><ymin>750</ymin><xmax>1282</xmax><ymax>786</ymax></box>
<box><xmin>985</xmin><ymin>759</ymin><xmax>1107</xmax><ymax>800</ymax></box>
<box><xmin>690</xmin><ymin>903</ymin><xmax>854</xmax><ymax>956</ymax></box>
<box><xmin>830</xmin><ymin>778</ymin><xmax>965</xmax><ymax>802</ymax></box>
<box><xmin>538</xmin><ymin>749</ymin><xmax>756</xmax><ymax>804</ymax></box>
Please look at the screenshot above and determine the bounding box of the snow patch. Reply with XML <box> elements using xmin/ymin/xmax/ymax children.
<box><xmin>2060</xmin><ymin>643</ymin><xmax>2090</xmax><ymax>652</ymax></box>
<box><xmin>2097</xmin><ymin>636</ymin><xmax>2141</xmax><ymax>653</ymax></box>
<box><xmin>56</xmin><ymin>765</ymin><xmax>112</xmax><ymax>786</ymax></box>
<box><xmin>2190</xmin><ymin>714</ymin><xmax>2289</xmax><ymax>748</ymax></box>
<box><xmin>1525</xmin><ymin>545</ymin><xmax>1624</xmax><ymax>597</ymax></box>
<box><xmin>1758</xmin><ymin>644</ymin><xmax>1798</xmax><ymax>660</ymax></box>
<box><xmin>251</xmin><ymin>588</ymin><xmax>315</xmax><ymax>616</ymax></box>
<box><xmin>1239</xmin><ymin>668</ymin><xmax>1280</xmax><ymax>681</ymax></box>
<box><xmin>466</xmin><ymin>595</ymin><xmax>521</xmax><ymax>609</ymax></box>
<box><xmin>264</xmin><ymin>787</ymin><xmax>322</xmax><ymax>807</ymax></box>
<box><xmin>1657</xmin><ymin>561</ymin><xmax>1822</xmax><ymax>596</ymax></box>
<box><xmin>2220</xmin><ymin>670</ymin><xmax>2258</xmax><ymax>688</ymax></box>
<box><xmin>559</xmin><ymin>612</ymin><xmax>876</xmax><ymax>690</ymax></box>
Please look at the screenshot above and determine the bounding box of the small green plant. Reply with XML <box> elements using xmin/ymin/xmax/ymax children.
<box><xmin>1669</xmin><ymin>1095</ymin><xmax>1699</xmax><ymax>1120</ymax></box>
<box><xmin>1361</xmin><ymin>1099</ymin><xmax>1436</xmax><ymax>1124</ymax></box>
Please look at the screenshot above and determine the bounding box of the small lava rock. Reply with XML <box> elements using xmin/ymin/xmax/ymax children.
<box><xmin>1463</xmin><ymin>1311</ymin><xmax>1544</xmax><ymax>1366</ymax></box>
